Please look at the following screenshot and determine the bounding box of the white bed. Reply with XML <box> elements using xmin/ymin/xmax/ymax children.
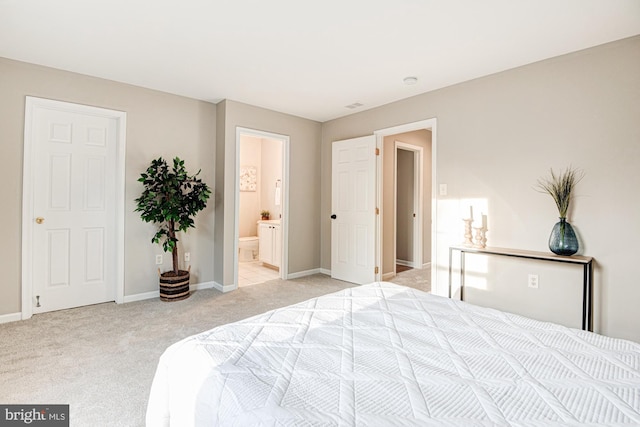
<box><xmin>146</xmin><ymin>282</ymin><xmax>640</xmax><ymax>426</ymax></box>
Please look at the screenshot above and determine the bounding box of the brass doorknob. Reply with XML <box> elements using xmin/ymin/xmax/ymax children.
<box><xmin>35</xmin><ymin>217</ymin><xmax>45</xmax><ymax>224</ymax></box>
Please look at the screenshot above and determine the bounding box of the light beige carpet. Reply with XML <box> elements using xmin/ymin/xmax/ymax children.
<box><xmin>0</xmin><ymin>270</ymin><xmax>429</xmax><ymax>426</ymax></box>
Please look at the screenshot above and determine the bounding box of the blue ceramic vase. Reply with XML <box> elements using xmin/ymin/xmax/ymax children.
<box><xmin>549</xmin><ymin>217</ymin><xmax>578</xmax><ymax>256</ymax></box>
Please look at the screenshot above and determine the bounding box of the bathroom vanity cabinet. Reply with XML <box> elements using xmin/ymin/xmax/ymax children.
<box><xmin>258</xmin><ymin>221</ymin><xmax>281</xmax><ymax>268</ymax></box>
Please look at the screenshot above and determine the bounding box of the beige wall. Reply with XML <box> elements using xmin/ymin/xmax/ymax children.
<box><xmin>260</xmin><ymin>137</ymin><xmax>283</xmax><ymax>221</ymax></box>
<box><xmin>396</xmin><ymin>149</ymin><xmax>414</xmax><ymax>262</ymax></box>
<box><xmin>214</xmin><ymin>100</ymin><xmax>322</xmax><ymax>288</ymax></box>
<box><xmin>239</xmin><ymin>135</ymin><xmax>262</xmax><ymax>237</ymax></box>
<box><xmin>322</xmin><ymin>36</ymin><xmax>640</xmax><ymax>342</ymax></box>
<box><xmin>238</xmin><ymin>135</ymin><xmax>282</xmax><ymax>237</ymax></box>
<box><xmin>238</xmin><ymin>135</ymin><xmax>283</xmax><ymax>239</ymax></box>
<box><xmin>0</xmin><ymin>57</ymin><xmax>216</xmax><ymax>316</ymax></box>
<box><xmin>382</xmin><ymin>130</ymin><xmax>432</xmax><ymax>276</ymax></box>
<box><xmin>2</xmin><ymin>36</ymin><xmax>639</xmax><ymax>343</ymax></box>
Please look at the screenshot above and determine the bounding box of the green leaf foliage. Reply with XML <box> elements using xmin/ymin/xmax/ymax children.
<box><xmin>134</xmin><ymin>157</ymin><xmax>211</xmax><ymax>273</ymax></box>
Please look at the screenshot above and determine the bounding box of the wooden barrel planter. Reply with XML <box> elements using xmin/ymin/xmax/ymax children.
<box><xmin>159</xmin><ymin>269</ymin><xmax>190</xmax><ymax>301</ymax></box>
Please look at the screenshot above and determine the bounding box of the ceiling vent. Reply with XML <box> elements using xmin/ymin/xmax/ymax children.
<box><xmin>345</xmin><ymin>102</ymin><xmax>363</xmax><ymax>109</ymax></box>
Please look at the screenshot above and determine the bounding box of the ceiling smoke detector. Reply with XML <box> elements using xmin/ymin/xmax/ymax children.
<box><xmin>403</xmin><ymin>76</ymin><xmax>418</xmax><ymax>85</ymax></box>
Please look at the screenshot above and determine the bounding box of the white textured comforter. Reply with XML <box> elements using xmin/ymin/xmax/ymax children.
<box><xmin>146</xmin><ymin>282</ymin><xmax>640</xmax><ymax>426</ymax></box>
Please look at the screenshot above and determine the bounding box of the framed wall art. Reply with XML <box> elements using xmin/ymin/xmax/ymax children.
<box><xmin>240</xmin><ymin>166</ymin><xmax>257</xmax><ymax>191</ymax></box>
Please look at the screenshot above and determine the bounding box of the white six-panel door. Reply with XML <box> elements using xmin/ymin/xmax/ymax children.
<box><xmin>331</xmin><ymin>135</ymin><xmax>376</xmax><ymax>284</ymax></box>
<box><xmin>23</xmin><ymin>98</ymin><xmax>124</xmax><ymax>314</ymax></box>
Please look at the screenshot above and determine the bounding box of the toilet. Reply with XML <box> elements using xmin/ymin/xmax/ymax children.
<box><xmin>238</xmin><ymin>236</ymin><xmax>259</xmax><ymax>261</ymax></box>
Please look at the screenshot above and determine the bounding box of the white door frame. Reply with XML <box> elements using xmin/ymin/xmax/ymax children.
<box><xmin>394</xmin><ymin>141</ymin><xmax>424</xmax><ymax>270</ymax></box>
<box><xmin>234</xmin><ymin>127</ymin><xmax>289</xmax><ymax>286</ymax></box>
<box><xmin>374</xmin><ymin>118</ymin><xmax>437</xmax><ymax>288</ymax></box>
<box><xmin>21</xmin><ymin>96</ymin><xmax>127</xmax><ymax>319</ymax></box>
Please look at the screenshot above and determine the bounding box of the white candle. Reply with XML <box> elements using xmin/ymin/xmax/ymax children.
<box><xmin>482</xmin><ymin>214</ymin><xmax>487</xmax><ymax>229</ymax></box>
<box><xmin>469</xmin><ymin>206</ymin><xmax>474</xmax><ymax>221</ymax></box>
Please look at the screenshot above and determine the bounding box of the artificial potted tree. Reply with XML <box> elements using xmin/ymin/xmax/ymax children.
<box><xmin>135</xmin><ymin>157</ymin><xmax>211</xmax><ymax>301</ymax></box>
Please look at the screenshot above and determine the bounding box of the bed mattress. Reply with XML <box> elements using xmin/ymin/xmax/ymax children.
<box><xmin>146</xmin><ymin>282</ymin><xmax>640</xmax><ymax>426</ymax></box>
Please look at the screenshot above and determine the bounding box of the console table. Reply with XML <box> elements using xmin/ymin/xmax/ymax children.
<box><xmin>448</xmin><ymin>246</ymin><xmax>594</xmax><ymax>331</ymax></box>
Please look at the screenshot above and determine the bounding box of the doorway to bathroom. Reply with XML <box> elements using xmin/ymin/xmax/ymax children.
<box><xmin>235</xmin><ymin>127</ymin><xmax>289</xmax><ymax>287</ymax></box>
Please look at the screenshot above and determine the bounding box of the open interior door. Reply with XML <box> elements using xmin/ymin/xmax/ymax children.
<box><xmin>331</xmin><ymin>135</ymin><xmax>377</xmax><ymax>284</ymax></box>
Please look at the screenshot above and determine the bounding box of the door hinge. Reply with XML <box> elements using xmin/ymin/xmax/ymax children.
<box><xmin>375</xmin><ymin>148</ymin><xmax>380</xmax><ymax>156</ymax></box>
<box><xmin>375</xmin><ymin>266</ymin><xmax>379</xmax><ymax>274</ymax></box>
<box><xmin>375</xmin><ymin>207</ymin><xmax>379</xmax><ymax>215</ymax></box>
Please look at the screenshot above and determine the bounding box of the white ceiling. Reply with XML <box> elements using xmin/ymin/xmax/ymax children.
<box><xmin>2</xmin><ymin>0</ymin><xmax>639</xmax><ymax>122</ymax></box>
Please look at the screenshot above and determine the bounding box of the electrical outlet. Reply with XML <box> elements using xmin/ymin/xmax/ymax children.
<box><xmin>155</xmin><ymin>254</ymin><xmax>163</xmax><ymax>265</ymax></box>
<box><xmin>184</xmin><ymin>252</ymin><xmax>191</xmax><ymax>262</ymax></box>
<box><xmin>439</xmin><ymin>183</ymin><xmax>448</xmax><ymax>196</ymax></box>
<box><xmin>528</xmin><ymin>274</ymin><xmax>539</xmax><ymax>289</ymax></box>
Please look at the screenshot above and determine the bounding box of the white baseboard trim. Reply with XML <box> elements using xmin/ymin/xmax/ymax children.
<box><xmin>396</xmin><ymin>260</ymin><xmax>431</xmax><ymax>270</ymax></box>
<box><xmin>382</xmin><ymin>272</ymin><xmax>395</xmax><ymax>281</ymax></box>
<box><xmin>287</xmin><ymin>268</ymin><xmax>321</xmax><ymax>279</ymax></box>
<box><xmin>192</xmin><ymin>281</ymin><xmax>215</xmax><ymax>291</ymax></box>
<box><xmin>0</xmin><ymin>312</ymin><xmax>22</xmax><ymax>324</ymax></box>
<box><xmin>212</xmin><ymin>281</ymin><xmax>236</xmax><ymax>293</ymax></box>
<box><xmin>123</xmin><ymin>290</ymin><xmax>159</xmax><ymax>303</ymax></box>
<box><xmin>319</xmin><ymin>268</ymin><xmax>331</xmax><ymax>276</ymax></box>
<box><xmin>4</xmin><ymin>281</ymin><xmax>217</xmax><ymax>321</ymax></box>
<box><xmin>123</xmin><ymin>280</ymin><xmax>218</xmax><ymax>303</ymax></box>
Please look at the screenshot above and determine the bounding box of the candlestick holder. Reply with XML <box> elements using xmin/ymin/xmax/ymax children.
<box><xmin>463</xmin><ymin>218</ymin><xmax>473</xmax><ymax>247</ymax></box>
<box><xmin>473</xmin><ymin>227</ymin><xmax>488</xmax><ymax>249</ymax></box>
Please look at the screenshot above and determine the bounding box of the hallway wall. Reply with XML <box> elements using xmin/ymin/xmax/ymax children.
<box><xmin>382</xmin><ymin>130</ymin><xmax>432</xmax><ymax>276</ymax></box>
